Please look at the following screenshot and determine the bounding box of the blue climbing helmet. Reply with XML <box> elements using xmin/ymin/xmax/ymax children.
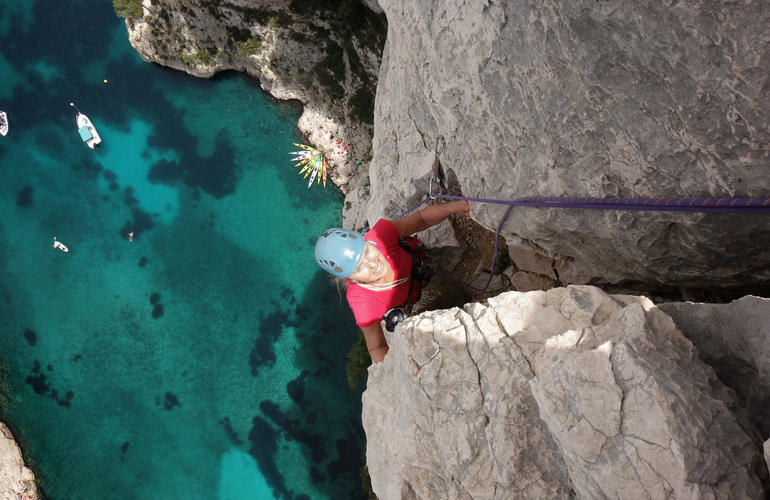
<box><xmin>314</xmin><ymin>227</ymin><xmax>366</xmax><ymax>278</ymax></box>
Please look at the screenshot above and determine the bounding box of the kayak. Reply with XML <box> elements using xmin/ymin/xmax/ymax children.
<box><xmin>0</xmin><ymin>111</ymin><xmax>7</xmax><ymax>136</ymax></box>
<box><xmin>321</xmin><ymin>157</ymin><xmax>328</xmax><ymax>187</ymax></box>
<box><xmin>307</xmin><ymin>162</ymin><xmax>320</xmax><ymax>188</ymax></box>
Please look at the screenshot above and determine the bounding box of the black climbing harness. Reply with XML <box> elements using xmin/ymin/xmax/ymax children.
<box><xmin>382</xmin><ymin>236</ymin><xmax>432</xmax><ymax>332</ymax></box>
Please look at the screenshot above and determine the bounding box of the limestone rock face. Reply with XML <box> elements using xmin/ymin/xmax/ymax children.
<box><xmin>368</xmin><ymin>0</ymin><xmax>770</xmax><ymax>290</ymax></box>
<box><xmin>660</xmin><ymin>296</ymin><xmax>770</xmax><ymax>436</ymax></box>
<box><xmin>362</xmin><ymin>286</ymin><xmax>765</xmax><ymax>499</ymax></box>
<box><xmin>0</xmin><ymin>423</ymin><xmax>37</xmax><ymax>500</ymax></box>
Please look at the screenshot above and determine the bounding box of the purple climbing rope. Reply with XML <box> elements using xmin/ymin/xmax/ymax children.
<box><xmin>393</xmin><ymin>137</ymin><xmax>769</xmax><ymax>292</ymax></box>
<box><xmin>436</xmin><ymin>194</ymin><xmax>770</xmax><ymax>215</ymax></box>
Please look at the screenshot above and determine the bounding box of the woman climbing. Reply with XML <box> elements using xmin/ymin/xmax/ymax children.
<box><xmin>314</xmin><ymin>200</ymin><xmax>470</xmax><ymax>363</ymax></box>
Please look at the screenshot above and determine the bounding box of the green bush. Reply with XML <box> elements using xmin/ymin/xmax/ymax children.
<box><xmin>345</xmin><ymin>329</ymin><xmax>370</xmax><ymax>388</ymax></box>
<box><xmin>236</xmin><ymin>37</ymin><xmax>263</xmax><ymax>57</ymax></box>
<box><xmin>112</xmin><ymin>0</ymin><xmax>143</xmax><ymax>19</ymax></box>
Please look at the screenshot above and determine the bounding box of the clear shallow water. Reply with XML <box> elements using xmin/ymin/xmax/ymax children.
<box><xmin>0</xmin><ymin>2</ymin><xmax>364</xmax><ymax>499</ymax></box>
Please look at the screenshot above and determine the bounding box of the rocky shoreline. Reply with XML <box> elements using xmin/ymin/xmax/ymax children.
<box><xmin>124</xmin><ymin>0</ymin><xmax>385</xmax><ymax>198</ymax></box>
<box><xmin>0</xmin><ymin>423</ymin><xmax>38</xmax><ymax>500</ymax></box>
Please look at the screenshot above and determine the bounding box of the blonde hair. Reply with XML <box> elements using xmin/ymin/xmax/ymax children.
<box><xmin>333</xmin><ymin>277</ymin><xmax>349</xmax><ymax>302</ymax></box>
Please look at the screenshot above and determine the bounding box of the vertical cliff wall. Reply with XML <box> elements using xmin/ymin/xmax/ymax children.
<box><xmin>364</xmin><ymin>0</ymin><xmax>770</xmax><ymax>291</ymax></box>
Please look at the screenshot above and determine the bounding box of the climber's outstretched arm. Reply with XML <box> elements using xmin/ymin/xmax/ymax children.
<box><xmin>391</xmin><ymin>200</ymin><xmax>470</xmax><ymax>237</ymax></box>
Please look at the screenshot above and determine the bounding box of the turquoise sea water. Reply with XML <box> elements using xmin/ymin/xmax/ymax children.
<box><xmin>0</xmin><ymin>2</ymin><xmax>365</xmax><ymax>499</ymax></box>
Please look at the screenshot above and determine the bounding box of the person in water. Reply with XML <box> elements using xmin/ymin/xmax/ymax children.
<box><xmin>314</xmin><ymin>200</ymin><xmax>470</xmax><ymax>362</ymax></box>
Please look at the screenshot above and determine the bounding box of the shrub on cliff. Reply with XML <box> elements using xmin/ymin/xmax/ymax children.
<box><xmin>345</xmin><ymin>330</ymin><xmax>370</xmax><ymax>388</ymax></box>
<box><xmin>113</xmin><ymin>0</ymin><xmax>143</xmax><ymax>19</ymax></box>
<box><xmin>236</xmin><ymin>37</ymin><xmax>263</xmax><ymax>57</ymax></box>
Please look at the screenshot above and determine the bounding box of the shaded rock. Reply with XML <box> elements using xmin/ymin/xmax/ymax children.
<box><xmin>506</xmin><ymin>268</ymin><xmax>555</xmax><ymax>292</ymax></box>
<box><xmin>363</xmin><ymin>286</ymin><xmax>764</xmax><ymax>499</ymax></box>
<box><xmin>507</xmin><ymin>243</ymin><xmax>556</xmax><ymax>279</ymax></box>
<box><xmin>659</xmin><ymin>295</ymin><xmax>770</xmax><ymax>436</ymax></box>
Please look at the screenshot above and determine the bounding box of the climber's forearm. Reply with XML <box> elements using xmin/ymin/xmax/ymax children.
<box><xmin>417</xmin><ymin>201</ymin><xmax>468</xmax><ymax>231</ymax></box>
<box><xmin>392</xmin><ymin>200</ymin><xmax>470</xmax><ymax>236</ymax></box>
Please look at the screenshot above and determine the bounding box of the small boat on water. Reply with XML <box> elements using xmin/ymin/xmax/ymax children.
<box><xmin>52</xmin><ymin>236</ymin><xmax>69</xmax><ymax>253</ymax></box>
<box><xmin>76</xmin><ymin>112</ymin><xmax>101</xmax><ymax>148</ymax></box>
<box><xmin>0</xmin><ymin>111</ymin><xmax>7</xmax><ymax>136</ymax></box>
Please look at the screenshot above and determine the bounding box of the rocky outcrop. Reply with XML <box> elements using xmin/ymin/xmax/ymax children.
<box><xmin>124</xmin><ymin>0</ymin><xmax>386</xmax><ymax>191</ymax></box>
<box><xmin>362</xmin><ymin>286</ymin><xmax>767</xmax><ymax>499</ymax></box>
<box><xmin>0</xmin><ymin>423</ymin><xmax>37</xmax><ymax>500</ymax></box>
<box><xmin>364</xmin><ymin>0</ymin><xmax>770</xmax><ymax>291</ymax></box>
<box><xmin>660</xmin><ymin>296</ymin><xmax>770</xmax><ymax>436</ymax></box>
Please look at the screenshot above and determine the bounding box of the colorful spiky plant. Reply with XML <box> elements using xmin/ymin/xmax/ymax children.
<box><xmin>290</xmin><ymin>143</ymin><xmax>327</xmax><ymax>188</ymax></box>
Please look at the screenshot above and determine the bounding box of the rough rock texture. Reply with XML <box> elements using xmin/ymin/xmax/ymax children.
<box><xmin>0</xmin><ymin>423</ymin><xmax>37</xmax><ymax>500</ymax></box>
<box><xmin>365</xmin><ymin>0</ymin><xmax>770</xmax><ymax>291</ymax></box>
<box><xmin>362</xmin><ymin>286</ymin><xmax>766</xmax><ymax>499</ymax></box>
<box><xmin>660</xmin><ymin>296</ymin><xmax>770</xmax><ymax>437</ymax></box>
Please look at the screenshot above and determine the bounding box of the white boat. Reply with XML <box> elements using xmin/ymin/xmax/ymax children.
<box><xmin>76</xmin><ymin>112</ymin><xmax>101</xmax><ymax>148</ymax></box>
<box><xmin>0</xmin><ymin>111</ymin><xmax>7</xmax><ymax>136</ymax></box>
<box><xmin>52</xmin><ymin>236</ymin><xmax>69</xmax><ymax>253</ymax></box>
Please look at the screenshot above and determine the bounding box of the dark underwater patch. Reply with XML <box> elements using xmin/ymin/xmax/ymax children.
<box><xmin>58</xmin><ymin>390</ymin><xmax>74</xmax><ymax>408</ymax></box>
<box><xmin>138</xmin><ymin>256</ymin><xmax>148</xmax><ymax>267</ymax></box>
<box><xmin>247</xmin><ymin>416</ymin><xmax>287</xmax><ymax>499</ymax></box>
<box><xmin>163</xmin><ymin>392</ymin><xmax>180</xmax><ymax>410</ymax></box>
<box><xmin>25</xmin><ymin>361</ymin><xmax>74</xmax><ymax>408</ymax></box>
<box><xmin>81</xmin><ymin>160</ymin><xmax>104</xmax><ymax>180</ymax></box>
<box><xmin>16</xmin><ymin>186</ymin><xmax>33</xmax><ymax>207</ymax></box>
<box><xmin>326</xmin><ymin>432</ymin><xmax>365</xmax><ymax>482</ymax></box>
<box><xmin>147</xmin><ymin>130</ymin><xmax>240</xmax><ymax>199</ymax></box>
<box><xmin>149</xmin><ymin>292</ymin><xmax>161</xmax><ymax>305</ymax></box>
<box><xmin>219</xmin><ymin>416</ymin><xmax>243</xmax><ymax>445</ymax></box>
<box><xmin>123</xmin><ymin>186</ymin><xmax>138</xmax><ymax>207</ymax></box>
<box><xmin>152</xmin><ymin>303</ymin><xmax>164</xmax><ymax>319</ymax></box>
<box><xmin>120</xmin><ymin>441</ymin><xmax>130</xmax><ymax>462</ymax></box>
<box><xmin>249</xmin><ymin>310</ymin><xmax>293</xmax><ymax>376</ymax></box>
<box><xmin>25</xmin><ymin>371</ymin><xmax>50</xmax><ymax>395</ymax></box>
<box><xmin>23</xmin><ymin>328</ymin><xmax>37</xmax><ymax>346</ymax></box>
<box><xmin>120</xmin><ymin>206</ymin><xmax>155</xmax><ymax>240</ymax></box>
<box><xmin>259</xmin><ymin>400</ymin><xmax>327</xmax><ymax>464</ymax></box>
<box><xmin>286</xmin><ymin>370</ymin><xmax>309</xmax><ymax>404</ymax></box>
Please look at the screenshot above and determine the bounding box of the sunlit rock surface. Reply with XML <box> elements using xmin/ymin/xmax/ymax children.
<box><xmin>0</xmin><ymin>423</ymin><xmax>37</xmax><ymax>500</ymax></box>
<box><xmin>362</xmin><ymin>286</ymin><xmax>766</xmax><ymax>498</ymax></box>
